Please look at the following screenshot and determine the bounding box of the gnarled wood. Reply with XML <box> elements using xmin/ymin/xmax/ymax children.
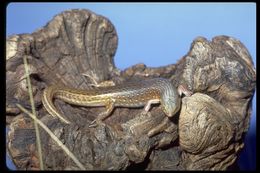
<box><xmin>6</xmin><ymin>9</ymin><xmax>255</xmax><ymax>170</ymax></box>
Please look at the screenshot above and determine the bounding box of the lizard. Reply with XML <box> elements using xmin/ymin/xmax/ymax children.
<box><xmin>42</xmin><ymin>77</ymin><xmax>192</xmax><ymax>136</ymax></box>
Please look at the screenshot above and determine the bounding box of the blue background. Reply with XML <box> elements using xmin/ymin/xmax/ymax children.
<box><xmin>6</xmin><ymin>3</ymin><xmax>256</xmax><ymax>170</ymax></box>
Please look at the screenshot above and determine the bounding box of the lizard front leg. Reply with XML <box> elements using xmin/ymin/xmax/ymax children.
<box><xmin>89</xmin><ymin>99</ymin><xmax>116</xmax><ymax>127</ymax></box>
<box><xmin>140</xmin><ymin>99</ymin><xmax>160</xmax><ymax>117</ymax></box>
<box><xmin>178</xmin><ymin>84</ymin><xmax>193</xmax><ymax>97</ymax></box>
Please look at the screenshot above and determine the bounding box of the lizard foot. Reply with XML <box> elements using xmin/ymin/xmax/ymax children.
<box><xmin>140</xmin><ymin>110</ymin><xmax>152</xmax><ymax>117</ymax></box>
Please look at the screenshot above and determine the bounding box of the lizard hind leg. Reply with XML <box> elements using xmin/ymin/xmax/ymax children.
<box><xmin>82</xmin><ymin>72</ymin><xmax>99</xmax><ymax>87</ymax></box>
<box><xmin>89</xmin><ymin>99</ymin><xmax>115</xmax><ymax>127</ymax></box>
<box><xmin>82</xmin><ymin>71</ymin><xmax>115</xmax><ymax>88</ymax></box>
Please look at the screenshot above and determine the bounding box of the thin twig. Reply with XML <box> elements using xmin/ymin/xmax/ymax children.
<box><xmin>23</xmin><ymin>56</ymin><xmax>44</xmax><ymax>170</ymax></box>
<box><xmin>16</xmin><ymin>104</ymin><xmax>86</xmax><ymax>170</ymax></box>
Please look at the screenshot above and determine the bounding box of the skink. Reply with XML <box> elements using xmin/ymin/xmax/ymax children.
<box><xmin>42</xmin><ymin>78</ymin><xmax>190</xmax><ymax>127</ymax></box>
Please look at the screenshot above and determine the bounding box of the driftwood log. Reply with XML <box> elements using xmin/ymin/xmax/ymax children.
<box><xmin>6</xmin><ymin>9</ymin><xmax>256</xmax><ymax>170</ymax></box>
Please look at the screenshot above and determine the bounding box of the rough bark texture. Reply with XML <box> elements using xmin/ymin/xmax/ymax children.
<box><xmin>6</xmin><ymin>9</ymin><xmax>256</xmax><ymax>170</ymax></box>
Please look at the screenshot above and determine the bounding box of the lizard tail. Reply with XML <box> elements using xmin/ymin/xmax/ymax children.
<box><xmin>42</xmin><ymin>86</ymin><xmax>71</xmax><ymax>124</ymax></box>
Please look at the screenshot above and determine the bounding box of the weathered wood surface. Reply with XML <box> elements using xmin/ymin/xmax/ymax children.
<box><xmin>6</xmin><ymin>9</ymin><xmax>256</xmax><ymax>170</ymax></box>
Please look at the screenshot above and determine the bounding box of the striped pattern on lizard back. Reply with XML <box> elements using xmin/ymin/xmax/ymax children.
<box><xmin>42</xmin><ymin>78</ymin><xmax>181</xmax><ymax>124</ymax></box>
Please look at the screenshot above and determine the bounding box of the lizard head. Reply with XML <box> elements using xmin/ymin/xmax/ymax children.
<box><xmin>161</xmin><ymin>89</ymin><xmax>181</xmax><ymax>117</ymax></box>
